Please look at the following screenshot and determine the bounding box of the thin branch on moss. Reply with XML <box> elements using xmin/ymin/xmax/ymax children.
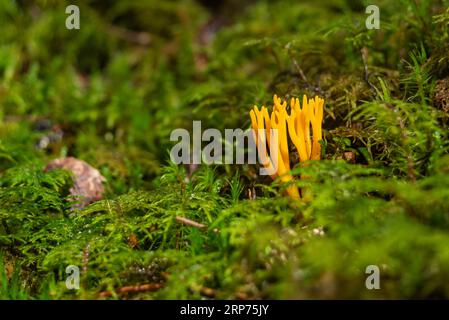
<box><xmin>82</xmin><ymin>243</ymin><xmax>90</xmax><ymax>276</ymax></box>
<box><xmin>361</xmin><ymin>47</ymin><xmax>377</xmax><ymax>95</ymax></box>
<box><xmin>99</xmin><ymin>283</ymin><xmax>163</xmax><ymax>298</ymax></box>
<box><xmin>175</xmin><ymin>216</ymin><xmax>206</xmax><ymax>229</ymax></box>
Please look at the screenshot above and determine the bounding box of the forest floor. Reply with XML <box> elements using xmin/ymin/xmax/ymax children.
<box><xmin>1</xmin><ymin>0</ymin><xmax>449</xmax><ymax>299</ymax></box>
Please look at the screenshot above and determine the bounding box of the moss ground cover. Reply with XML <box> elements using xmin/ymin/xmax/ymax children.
<box><xmin>0</xmin><ymin>0</ymin><xmax>449</xmax><ymax>299</ymax></box>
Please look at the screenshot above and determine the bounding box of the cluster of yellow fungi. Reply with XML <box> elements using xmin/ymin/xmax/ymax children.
<box><xmin>249</xmin><ymin>94</ymin><xmax>324</xmax><ymax>199</ymax></box>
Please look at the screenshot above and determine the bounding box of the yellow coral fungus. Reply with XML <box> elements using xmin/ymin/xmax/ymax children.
<box><xmin>250</xmin><ymin>94</ymin><xmax>324</xmax><ymax>199</ymax></box>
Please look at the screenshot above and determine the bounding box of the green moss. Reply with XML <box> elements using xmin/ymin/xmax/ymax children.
<box><xmin>1</xmin><ymin>0</ymin><xmax>449</xmax><ymax>299</ymax></box>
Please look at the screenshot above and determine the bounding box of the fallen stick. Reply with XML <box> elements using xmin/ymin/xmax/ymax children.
<box><xmin>175</xmin><ymin>216</ymin><xmax>206</xmax><ymax>229</ymax></box>
<box><xmin>99</xmin><ymin>283</ymin><xmax>162</xmax><ymax>298</ymax></box>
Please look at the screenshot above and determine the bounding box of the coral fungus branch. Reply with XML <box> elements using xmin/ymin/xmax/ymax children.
<box><xmin>250</xmin><ymin>94</ymin><xmax>324</xmax><ymax>199</ymax></box>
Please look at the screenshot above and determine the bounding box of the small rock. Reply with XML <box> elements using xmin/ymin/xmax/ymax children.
<box><xmin>44</xmin><ymin>157</ymin><xmax>106</xmax><ymax>209</ymax></box>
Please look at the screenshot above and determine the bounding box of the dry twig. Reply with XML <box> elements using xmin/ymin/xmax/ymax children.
<box><xmin>99</xmin><ymin>283</ymin><xmax>162</xmax><ymax>298</ymax></box>
<box><xmin>175</xmin><ymin>216</ymin><xmax>206</xmax><ymax>229</ymax></box>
